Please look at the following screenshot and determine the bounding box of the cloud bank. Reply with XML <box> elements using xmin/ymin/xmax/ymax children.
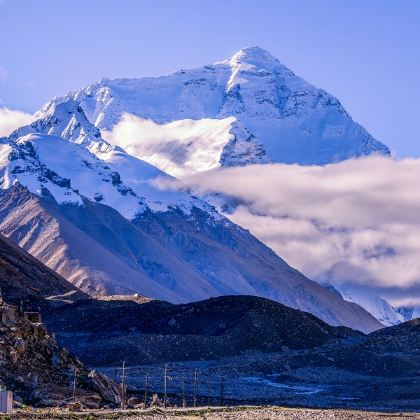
<box><xmin>0</xmin><ymin>108</ymin><xmax>34</xmax><ymax>137</ymax></box>
<box><xmin>158</xmin><ymin>156</ymin><xmax>420</xmax><ymax>305</ymax></box>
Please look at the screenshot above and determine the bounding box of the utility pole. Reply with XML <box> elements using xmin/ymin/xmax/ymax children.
<box><xmin>181</xmin><ymin>376</ymin><xmax>186</xmax><ymax>408</ymax></box>
<box><xmin>121</xmin><ymin>361</ymin><xmax>126</xmax><ymax>410</ymax></box>
<box><xmin>220</xmin><ymin>374</ymin><xmax>224</xmax><ymax>407</ymax></box>
<box><xmin>193</xmin><ymin>368</ymin><xmax>198</xmax><ymax>407</ymax></box>
<box><xmin>143</xmin><ymin>375</ymin><xmax>149</xmax><ymax>409</ymax></box>
<box><xmin>206</xmin><ymin>380</ymin><xmax>210</xmax><ymax>406</ymax></box>
<box><xmin>72</xmin><ymin>365</ymin><xmax>77</xmax><ymax>403</ymax></box>
<box><xmin>163</xmin><ymin>364</ymin><xmax>168</xmax><ymax>408</ymax></box>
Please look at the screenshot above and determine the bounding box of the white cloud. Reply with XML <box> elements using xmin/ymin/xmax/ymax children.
<box><xmin>158</xmin><ymin>156</ymin><xmax>420</xmax><ymax>305</ymax></box>
<box><xmin>103</xmin><ymin>113</ymin><xmax>235</xmax><ymax>178</ymax></box>
<box><xmin>0</xmin><ymin>108</ymin><xmax>34</xmax><ymax>137</ymax></box>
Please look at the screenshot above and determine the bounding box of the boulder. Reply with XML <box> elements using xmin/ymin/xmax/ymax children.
<box><xmin>88</xmin><ymin>370</ymin><xmax>121</xmax><ymax>404</ymax></box>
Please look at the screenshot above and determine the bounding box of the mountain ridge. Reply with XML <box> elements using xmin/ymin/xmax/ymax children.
<box><xmin>0</xmin><ymin>48</ymin><xmax>389</xmax><ymax>333</ymax></box>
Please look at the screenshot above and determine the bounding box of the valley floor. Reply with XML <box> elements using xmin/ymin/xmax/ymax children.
<box><xmin>8</xmin><ymin>406</ymin><xmax>420</xmax><ymax>420</ymax></box>
<box><xmin>94</xmin><ymin>349</ymin><xmax>420</xmax><ymax>412</ymax></box>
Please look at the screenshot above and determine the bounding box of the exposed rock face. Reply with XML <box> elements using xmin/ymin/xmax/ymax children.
<box><xmin>0</xmin><ymin>302</ymin><xmax>120</xmax><ymax>407</ymax></box>
<box><xmin>397</xmin><ymin>305</ymin><xmax>420</xmax><ymax>322</ymax></box>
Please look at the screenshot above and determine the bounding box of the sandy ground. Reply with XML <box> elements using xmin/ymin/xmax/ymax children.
<box><xmin>8</xmin><ymin>406</ymin><xmax>420</xmax><ymax>420</ymax></box>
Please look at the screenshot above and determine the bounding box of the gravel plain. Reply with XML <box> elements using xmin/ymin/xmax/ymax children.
<box><xmin>8</xmin><ymin>406</ymin><xmax>420</xmax><ymax>420</ymax></box>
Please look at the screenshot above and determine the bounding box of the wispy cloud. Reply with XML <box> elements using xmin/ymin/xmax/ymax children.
<box><xmin>0</xmin><ymin>108</ymin><xmax>34</xmax><ymax>137</ymax></box>
<box><xmin>158</xmin><ymin>157</ymin><xmax>420</xmax><ymax>305</ymax></box>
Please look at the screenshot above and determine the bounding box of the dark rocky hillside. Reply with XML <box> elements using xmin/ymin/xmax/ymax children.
<box><xmin>366</xmin><ymin>317</ymin><xmax>420</xmax><ymax>352</ymax></box>
<box><xmin>0</xmin><ymin>302</ymin><xmax>119</xmax><ymax>407</ymax></box>
<box><xmin>45</xmin><ymin>295</ymin><xmax>362</xmax><ymax>366</ymax></box>
<box><xmin>0</xmin><ymin>233</ymin><xmax>87</xmax><ymax>310</ymax></box>
<box><xmin>331</xmin><ymin>318</ymin><xmax>420</xmax><ymax>376</ymax></box>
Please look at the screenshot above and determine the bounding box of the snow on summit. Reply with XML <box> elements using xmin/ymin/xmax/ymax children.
<box><xmin>40</xmin><ymin>46</ymin><xmax>391</xmax><ymax>177</ymax></box>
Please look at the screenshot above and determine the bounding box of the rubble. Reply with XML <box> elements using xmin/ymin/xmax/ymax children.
<box><xmin>0</xmin><ymin>301</ymin><xmax>120</xmax><ymax>408</ymax></box>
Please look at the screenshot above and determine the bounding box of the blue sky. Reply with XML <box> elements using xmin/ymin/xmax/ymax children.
<box><xmin>1</xmin><ymin>0</ymin><xmax>419</xmax><ymax>157</ymax></box>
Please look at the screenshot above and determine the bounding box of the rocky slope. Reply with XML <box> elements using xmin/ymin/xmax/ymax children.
<box><xmin>0</xmin><ymin>232</ymin><xmax>87</xmax><ymax>310</ymax></box>
<box><xmin>0</xmin><ymin>301</ymin><xmax>119</xmax><ymax>407</ymax></box>
<box><xmin>283</xmin><ymin>316</ymin><xmax>420</xmax><ymax>378</ymax></box>
<box><xmin>45</xmin><ymin>295</ymin><xmax>419</xmax><ymax>374</ymax></box>
<box><xmin>42</xmin><ymin>46</ymin><xmax>391</xmax><ymax>178</ymax></box>
<box><xmin>367</xmin><ymin>317</ymin><xmax>420</xmax><ymax>352</ymax></box>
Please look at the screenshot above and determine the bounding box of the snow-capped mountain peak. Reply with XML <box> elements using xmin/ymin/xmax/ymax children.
<box><xmin>38</xmin><ymin>47</ymin><xmax>390</xmax><ymax>178</ymax></box>
<box><xmin>32</xmin><ymin>98</ymin><xmax>112</xmax><ymax>153</ymax></box>
<box><xmin>1</xmin><ymin>101</ymin><xmax>218</xmax><ymax>219</ymax></box>
<box><xmin>224</xmin><ymin>46</ymin><xmax>290</xmax><ymax>74</ymax></box>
